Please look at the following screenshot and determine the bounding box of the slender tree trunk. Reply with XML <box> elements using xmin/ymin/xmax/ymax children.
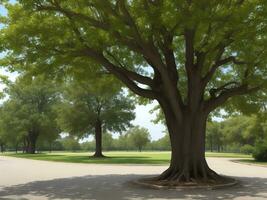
<box><xmin>49</xmin><ymin>142</ymin><xmax>52</xmax><ymax>153</ymax></box>
<box><xmin>93</xmin><ymin>119</ymin><xmax>104</xmax><ymax>157</ymax></box>
<box><xmin>23</xmin><ymin>137</ymin><xmax>27</xmax><ymax>153</ymax></box>
<box><xmin>25</xmin><ymin>137</ymin><xmax>30</xmax><ymax>153</ymax></box>
<box><xmin>210</xmin><ymin>136</ymin><xmax>213</xmax><ymax>152</ymax></box>
<box><xmin>15</xmin><ymin>143</ymin><xmax>18</xmax><ymax>153</ymax></box>
<box><xmin>0</xmin><ymin>143</ymin><xmax>4</xmax><ymax>153</ymax></box>
<box><xmin>27</xmin><ymin>131</ymin><xmax>39</xmax><ymax>154</ymax></box>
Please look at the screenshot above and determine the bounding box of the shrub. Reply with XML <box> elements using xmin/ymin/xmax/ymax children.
<box><xmin>253</xmin><ymin>142</ymin><xmax>267</xmax><ymax>162</ymax></box>
<box><xmin>240</xmin><ymin>144</ymin><xmax>254</xmax><ymax>154</ymax></box>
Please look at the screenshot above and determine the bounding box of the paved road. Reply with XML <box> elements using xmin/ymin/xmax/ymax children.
<box><xmin>0</xmin><ymin>156</ymin><xmax>266</xmax><ymax>200</ymax></box>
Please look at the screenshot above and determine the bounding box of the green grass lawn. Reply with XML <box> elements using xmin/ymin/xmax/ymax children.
<box><xmin>2</xmin><ymin>151</ymin><xmax>252</xmax><ymax>165</ymax></box>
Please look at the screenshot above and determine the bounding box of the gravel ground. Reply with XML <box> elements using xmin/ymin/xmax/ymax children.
<box><xmin>0</xmin><ymin>155</ymin><xmax>266</xmax><ymax>200</ymax></box>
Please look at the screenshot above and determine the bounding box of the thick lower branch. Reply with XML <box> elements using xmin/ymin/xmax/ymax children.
<box><xmin>204</xmin><ymin>84</ymin><xmax>261</xmax><ymax>113</ymax></box>
<box><xmin>79</xmin><ymin>48</ymin><xmax>157</xmax><ymax>99</ymax></box>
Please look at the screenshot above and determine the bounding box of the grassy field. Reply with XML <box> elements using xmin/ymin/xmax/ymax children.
<box><xmin>2</xmin><ymin>151</ymin><xmax>252</xmax><ymax>165</ymax></box>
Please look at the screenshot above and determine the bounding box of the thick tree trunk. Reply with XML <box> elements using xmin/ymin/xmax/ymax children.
<box><xmin>155</xmin><ymin>101</ymin><xmax>224</xmax><ymax>185</ymax></box>
<box><xmin>93</xmin><ymin>119</ymin><xmax>104</xmax><ymax>158</ymax></box>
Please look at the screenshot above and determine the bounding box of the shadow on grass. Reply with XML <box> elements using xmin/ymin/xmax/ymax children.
<box><xmin>0</xmin><ymin>175</ymin><xmax>267</xmax><ymax>200</ymax></box>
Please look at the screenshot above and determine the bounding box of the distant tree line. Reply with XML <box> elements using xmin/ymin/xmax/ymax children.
<box><xmin>1</xmin><ymin>105</ymin><xmax>267</xmax><ymax>156</ymax></box>
<box><xmin>206</xmin><ymin>115</ymin><xmax>267</xmax><ymax>154</ymax></box>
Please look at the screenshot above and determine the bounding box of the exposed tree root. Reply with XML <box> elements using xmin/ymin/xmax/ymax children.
<box><xmin>91</xmin><ymin>153</ymin><xmax>106</xmax><ymax>158</ymax></box>
<box><xmin>139</xmin><ymin>163</ymin><xmax>236</xmax><ymax>188</ymax></box>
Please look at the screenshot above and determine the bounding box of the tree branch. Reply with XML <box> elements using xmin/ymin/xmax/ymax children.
<box><xmin>204</xmin><ymin>84</ymin><xmax>260</xmax><ymax>113</ymax></box>
<box><xmin>209</xmin><ymin>81</ymin><xmax>239</xmax><ymax>98</ymax></box>
<box><xmin>34</xmin><ymin>0</ymin><xmax>183</xmax><ymax>119</ymax></box>
<box><xmin>76</xmin><ymin>47</ymin><xmax>157</xmax><ymax>99</ymax></box>
<box><xmin>184</xmin><ymin>29</ymin><xmax>195</xmax><ymax>71</ymax></box>
<box><xmin>202</xmin><ymin>56</ymin><xmax>246</xmax><ymax>86</ymax></box>
<box><xmin>118</xmin><ymin>0</ymin><xmax>143</xmax><ymax>46</ymax></box>
<box><xmin>158</xmin><ymin>32</ymin><xmax>184</xmax><ymax>106</ymax></box>
<box><xmin>59</xmin><ymin>13</ymin><xmax>153</xmax><ymax>89</ymax></box>
<box><xmin>35</xmin><ymin>3</ymin><xmax>110</xmax><ymax>30</ymax></box>
<box><xmin>201</xmin><ymin>29</ymin><xmax>236</xmax><ymax>86</ymax></box>
<box><xmin>104</xmin><ymin>51</ymin><xmax>154</xmax><ymax>86</ymax></box>
<box><xmin>159</xmin><ymin>31</ymin><xmax>178</xmax><ymax>83</ymax></box>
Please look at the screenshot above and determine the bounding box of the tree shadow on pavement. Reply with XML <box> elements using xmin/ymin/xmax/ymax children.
<box><xmin>0</xmin><ymin>174</ymin><xmax>267</xmax><ymax>200</ymax></box>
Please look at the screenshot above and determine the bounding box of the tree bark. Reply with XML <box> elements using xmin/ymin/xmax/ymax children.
<box><xmin>210</xmin><ymin>136</ymin><xmax>213</xmax><ymax>152</ymax></box>
<box><xmin>93</xmin><ymin>119</ymin><xmax>104</xmax><ymax>158</ymax></box>
<box><xmin>15</xmin><ymin>143</ymin><xmax>18</xmax><ymax>153</ymax></box>
<box><xmin>0</xmin><ymin>143</ymin><xmax>4</xmax><ymax>153</ymax></box>
<box><xmin>156</xmin><ymin>101</ymin><xmax>222</xmax><ymax>184</ymax></box>
<box><xmin>22</xmin><ymin>137</ymin><xmax>27</xmax><ymax>153</ymax></box>
<box><xmin>49</xmin><ymin>142</ymin><xmax>52</xmax><ymax>153</ymax></box>
<box><xmin>27</xmin><ymin>131</ymin><xmax>39</xmax><ymax>154</ymax></box>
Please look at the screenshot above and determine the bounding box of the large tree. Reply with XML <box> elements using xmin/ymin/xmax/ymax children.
<box><xmin>1</xmin><ymin>1</ymin><xmax>267</xmax><ymax>185</ymax></box>
<box><xmin>56</xmin><ymin>77</ymin><xmax>135</xmax><ymax>157</ymax></box>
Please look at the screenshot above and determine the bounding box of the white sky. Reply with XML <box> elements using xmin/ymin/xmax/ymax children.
<box><xmin>132</xmin><ymin>101</ymin><xmax>165</xmax><ymax>140</ymax></box>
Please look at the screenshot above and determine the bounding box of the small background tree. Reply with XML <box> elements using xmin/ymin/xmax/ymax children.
<box><xmin>61</xmin><ymin>136</ymin><xmax>81</xmax><ymax>152</ymax></box>
<box><xmin>127</xmin><ymin>126</ymin><xmax>150</xmax><ymax>152</ymax></box>
<box><xmin>56</xmin><ymin>77</ymin><xmax>135</xmax><ymax>157</ymax></box>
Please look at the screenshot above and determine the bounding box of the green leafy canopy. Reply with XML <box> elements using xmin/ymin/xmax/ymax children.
<box><xmin>0</xmin><ymin>0</ymin><xmax>267</xmax><ymax>118</ymax></box>
<box><xmin>56</xmin><ymin>76</ymin><xmax>135</xmax><ymax>138</ymax></box>
<box><xmin>0</xmin><ymin>74</ymin><xmax>61</xmax><ymax>146</ymax></box>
